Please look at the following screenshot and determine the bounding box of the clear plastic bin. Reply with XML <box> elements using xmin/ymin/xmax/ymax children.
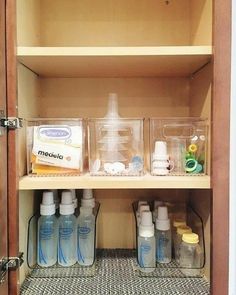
<box><xmin>88</xmin><ymin>118</ymin><xmax>144</xmax><ymax>176</ymax></box>
<box><xmin>27</xmin><ymin>202</ymin><xmax>100</xmax><ymax>278</ymax></box>
<box><xmin>132</xmin><ymin>201</ymin><xmax>206</xmax><ymax>278</ymax></box>
<box><xmin>26</xmin><ymin>119</ymin><xmax>85</xmax><ymax>175</ymax></box>
<box><xmin>149</xmin><ymin>118</ymin><xmax>208</xmax><ymax>176</ymax></box>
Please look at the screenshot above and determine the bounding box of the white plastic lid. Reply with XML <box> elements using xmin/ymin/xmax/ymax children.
<box><xmin>60</xmin><ymin>191</ymin><xmax>75</xmax><ymax>215</ymax></box>
<box><xmin>155</xmin><ymin>141</ymin><xmax>167</xmax><ymax>154</ymax></box>
<box><xmin>139</xmin><ymin>211</ymin><xmax>154</xmax><ymax>237</ymax></box>
<box><xmin>40</xmin><ymin>191</ymin><xmax>56</xmax><ymax>216</ymax></box>
<box><xmin>80</xmin><ymin>206</ymin><xmax>93</xmax><ymax>215</ymax></box>
<box><xmin>152</xmin><ymin>141</ymin><xmax>169</xmax><ymax>161</ymax></box>
<box><xmin>158</xmin><ymin>206</ymin><xmax>168</xmax><ymax>220</ymax></box>
<box><xmin>71</xmin><ymin>190</ymin><xmax>78</xmax><ymax>209</ymax></box>
<box><xmin>155</xmin><ymin>206</ymin><xmax>170</xmax><ymax>231</ymax></box>
<box><xmin>156</xmin><ymin>219</ymin><xmax>170</xmax><ymax>231</ymax></box>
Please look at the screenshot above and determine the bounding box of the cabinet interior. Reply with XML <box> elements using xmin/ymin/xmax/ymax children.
<box><xmin>16</xmin><ymin>0</ymin><xmax>212</xmax><ymax>287</ymax></box>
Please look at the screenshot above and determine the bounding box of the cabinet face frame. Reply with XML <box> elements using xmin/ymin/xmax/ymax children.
<box><xmin>0</xmin><ymin>0</ymin><xmax>9</xmax><ymax>293</ymax></box>
<box><xmin>6</xmin><ymin>1</ymin><xmax>231</xmax><ymax>295</ymax></box>
<box><xmin>211</xmin><ymin>0</ymin><xmax>231</xmax><ymax>294</ymax></box>
<box><xmin>6</xmin><ymin>1</ymin><xmax>19</xmax><ymax>294</ymax></box>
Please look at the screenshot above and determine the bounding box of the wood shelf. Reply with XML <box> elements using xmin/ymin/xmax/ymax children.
<box><xmin>19</xmin><ymin>173</ymin><xmax>210</xmax><ymax>190</ymax></box>
<box><xmin>17</xmin><ymin>46</ymin><xmax>212</xmax><ymax>78</ymax></box>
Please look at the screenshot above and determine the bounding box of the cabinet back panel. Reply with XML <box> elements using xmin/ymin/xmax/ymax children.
<box><xmin>40</xmin><ymin>0</ymin><xmax>191</xmax><ymax>46</ymax></box>
<box><xmin>17</xmin><ymin>0</ymin><xmax>212</xmax><ymax>47</ymax></box>
<box><xmin>39</xmin><ymin>77</ymin><xmax>190</xmax><ymax>118</ymax></box>
<box><xmin>94</xmin><ymin>189</ymin><xmax>188</xmax><ymax>248</ymax></box>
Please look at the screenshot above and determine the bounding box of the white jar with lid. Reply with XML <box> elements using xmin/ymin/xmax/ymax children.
<box><xmin>179</xmin><ymin>233</ymin><xmax>203</xmax><ymax>276</ymax></box>
<box><xmin>174</xmin><ymin>225</ymin><xmax>192</xmax><ymax>263</ymax></box>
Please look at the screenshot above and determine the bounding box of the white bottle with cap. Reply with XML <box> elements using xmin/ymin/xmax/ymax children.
<box><xmin>81</xmin><ymin>189</ymin><xmax>95</xmax><ymax>208</ymax></box>
<box><xmin>77</xmin><ymin>207</ymin><xmax>95</xmax><ymax>266</ymax></box>
<box><xmin>155</xmin><ymin>206</ymin><xmax>172</xmax><ymax>264</ymax></box>
<box><xmin>138</xmin><ymin>211</ymin><xmax>156</xmax><ymax>272</ymax></box>
<box><xmin>179</xmin><ymin>233</ymin><xmax>203</xmax><ymax>276</ymax></box>
<box><xmin>152</xmin><ymin>141</ymin><xmax>172</xmax><ymax>175</ymax></box>
<box><xmin>58</xmin><ymin>191</ymin><xmax>77</xmax><ymax>266</ymax></box>
<box><xmin>37</xmin><ymin>191</ymin><xmax>58</xmax><ymax>267</ymax></box>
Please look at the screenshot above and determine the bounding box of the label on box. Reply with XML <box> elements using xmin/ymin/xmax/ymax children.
<box><xmin>32</xmin><ymin>125</ymin><xmax>82</xmax><ymax>169</ymax></box>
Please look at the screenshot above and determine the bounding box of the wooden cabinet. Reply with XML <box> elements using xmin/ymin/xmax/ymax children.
<box><xmin>2</xmin><ymin>0</ymin><xmax>231</xmax><ymax>294</ymax></box>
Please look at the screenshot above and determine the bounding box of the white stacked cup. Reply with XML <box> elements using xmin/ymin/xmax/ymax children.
<box><xmin>152</xmin><ymin>141</ymin><xmax>172</xmax><ymax>175</ymax></box>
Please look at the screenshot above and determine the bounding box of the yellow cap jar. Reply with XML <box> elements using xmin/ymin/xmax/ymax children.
<box><xmin>182</xmin><ymin>233</ymin><xmax>199</xmax><ymax>244</ymax></box>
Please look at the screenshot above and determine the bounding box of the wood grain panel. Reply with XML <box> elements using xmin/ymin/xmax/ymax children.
<box><xmin>18</xmin><ymin>64</ymin><xmax>40</xmax><ymax>177</ymax></box>
<box><xmin>190</xmin><ymin>0</ymin><xmax>212</xmax><ymax>45</ymax></box>
<box><xmin>40</xmin><ymin>0</ymin><xmax>191</xmax><ymax>46</ymax></box>
<box><xmin>0</xmin><ymin>0</ymin><xmax>8</xmax><ymax>293</ymax></box>
<box><xmin>16</xmin><ymin>0</ymin><xmax>40</xmax><ymax>46</ymax></box>
<box><xmin>6</xmin><ymin>0</ymin><xmax>19</xmax><ymax>294</ymax></box>
<box><xmin>211</xmin><ymin>0</ymin><xmax>231</xmax><ymax>294</ymax></box>
<box><xmin>17</xmin><ymin>46</ymin><xmax>212</xmax><ymax>78</ymax></box>
<box><xmin>39</xmin><ymin>77</ymin><xmax>190</xmax><ymax>118</ymax></box>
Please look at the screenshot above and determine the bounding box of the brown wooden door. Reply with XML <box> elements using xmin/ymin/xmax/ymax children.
<box><xmin>0</xmin><ymin>0</ymin><xmax>9</xmax><ymax>294</ymax></box>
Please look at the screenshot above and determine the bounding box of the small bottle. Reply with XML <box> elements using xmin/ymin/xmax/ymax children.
<box><xmin>138</xmin><ymin>211</ymin><xmax>156</xmax><ymax>272</ymax></box>
<box><xmin>179</xmin><ymin>233</ymin><xmax>203</xmax><ymax>276</ymax></box>
<box><xmin>37</xmin><ymin>191</ymin><xmax>58</xmax><ymax>267</ymax></box>
<box><xmin>77</xmin><ymin>207</ymin><xmax>95</xmax><ymax>266</ymax></box>
<box><xmin>155</xmin><ymin>206</ymin><xmax>172</xmax><ymax>264</ymax></box>
<box><xmin>174</xmin><ymin>225</ymin><xmax>192</xmax><ymax>263</ymax></box>
<box><xmin>58</xmin><ymin>191</ymin><xmax>77</xmax><ymax>267</ymax></box>
<box><xmin>81</xmin><ymin>189</ymin><xmax>95</xmax><ymax>208</ymax></box>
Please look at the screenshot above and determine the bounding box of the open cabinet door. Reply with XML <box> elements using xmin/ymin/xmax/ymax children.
<box><xmin>6</xmin><ymin>0</ymin><xmax>20</xmax><ymax>294</ymax></box>
<box><xmin>0</xmin><ymin>0</ymin><xmax>9</xmax><ymax>294</ymax></box>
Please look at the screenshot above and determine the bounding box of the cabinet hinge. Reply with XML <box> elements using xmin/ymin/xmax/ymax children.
<box><xmin>0</xmin><ymin>117</ymin><xmax>23</xmax><ymax>130</ymax></box>
<box><xmin>0</xmin><ymin>252</ymin><xmax>24</xmax><ymax>284</ymax></box>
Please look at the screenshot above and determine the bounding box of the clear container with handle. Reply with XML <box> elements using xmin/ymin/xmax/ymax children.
<box><xmin>149</xmin><ymin>118</ymin><xmax>208</xmax><ymax>176</ymax></box>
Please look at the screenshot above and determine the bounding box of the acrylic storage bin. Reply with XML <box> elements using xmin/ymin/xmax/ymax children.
<box><xmin>27</xmin><ymin>202</ymin><xmax>100</xmax><ymax>278</ymax></box>
<box><xmin>88</xmin><ymin>118</ymin><xmax>144</xmax><ymax>176</ymax></box>
<box><xmin>26</xmin><ymin>119</ymin><xmax>85</xmax><ymax>175</ymax></box>
<box><xmin>133</xmin><ymin>201</ymin><xmax>205</xmax><ymax>278</ymax></box>
<box><xmin>150</xmin><ymin>118</ymin><xmax>208</xmax><ymax>176</ymax></box>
